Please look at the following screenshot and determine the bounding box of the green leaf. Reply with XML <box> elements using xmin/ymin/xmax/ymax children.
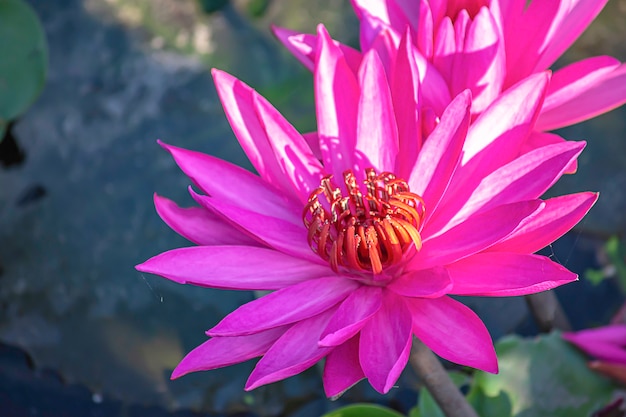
<box><xmin>0</xmin><ymin>0</ymin><xmax>48</xmax><ymax>123</ymax></box>
<box><xmin>585</xmin><ymin>267</ymin><xmax>609</xmax><ymax>286</ymax></box>
<box><xmin>473</xmin><ymin>332</ymin><xmax>615</xmax><ymax>417</ymax></box>
<box><xmin>466</xmin><ymin>384</ymin><xmax>512</xmax><ymax>417</ymax></box>
<box><xmin>605</xmin><ymin>236</ymin><xmax>626</xmax><ymax>292</ymax></box>
<box><xmin>322</xmin><ymin>404</ymin><xmax>405</xmax><ymax>417</ymax></box>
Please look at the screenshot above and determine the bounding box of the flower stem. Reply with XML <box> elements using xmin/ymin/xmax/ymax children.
<box><xmin>525</xmin><ymin>291</ymin><xmax>571</xmax><ymax>332</ymax></box>
<box><xmin>410</xmin><ymin>338</ymin><xmax>479</xmax><ymax>417</ymax></box>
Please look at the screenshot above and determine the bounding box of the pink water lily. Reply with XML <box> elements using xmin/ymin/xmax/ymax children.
<box><xmin>274</xmin><ymin>0</ymin><xmax>626</xmax><ymax>131</ymax></box>
<box><xmin>137</xmin><ymin>24</ymin><xmax>596</xmax><ymax>396</ymax></box>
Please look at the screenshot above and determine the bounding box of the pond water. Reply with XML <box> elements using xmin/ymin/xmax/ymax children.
<box><xmin>0</xmin><ymin>0</ymin><xmax>625</xmax><ymax>415</ymax></box>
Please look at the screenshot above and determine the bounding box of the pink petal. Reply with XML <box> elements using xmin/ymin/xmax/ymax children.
<box><xmin>563</xmin><ymin>324</ymin><xmax>626</xmax><ymax>365</ymax></box>
<box><xmin>159</xmin><ymin>141</ymin><xmax>299</xmax><ymax>224</ymax></box>
<box><xmin>387</xmin><ymin>266</ymin><xmax>452</xmax><ymax>298</ymax></box>
<box><xmin>392</xmin><ymin>29</ymin><xmax>422</xmax><ymax>176</ymax></box>
<box><xmin>533</xmin><ymin>0</ymin><xmax>609</xmax><ymax>72</ymax></box>
<box><xmin>537</xmin><ymin>61</ymin><xmax>626</xmax><ymax>130</ymax></box>
<box><xmin>252</xmin><ymin>93</ymin><xmax>324</xmax><ymax>204</ymax></box>
<box><xmin>413</xmin><ymin>47</ymin><xmax>452</xmax><ymax>115</ymax></box>
<box><xmin>541</xmin><ymin>56</ymin><xmax>620</xmax><ymax>113</ymax></box>
<box><xmin>415</xmin><ymin>200</ymin><xmax>543</xmax><ymax>270</ymax></box>
<box><xmin>320</xmin><ymin>286</ymin><xmax>382</xmax><ymax>347</ymax></box>
<box><xmin>211</xmin><ymin>69</ymin><xmax>294</xmax><ymax>194</ymax></box>
<box><xmin>153</xmin><ymin>194</ymin><xmax>260</xmax><ymax>246</ymax></box>
<box><xmin>564</xmin><ymin>324</ymin><xmax>626</xmax><ymax>347</ymax></box>
<box><xmin>409</xmin><ymin>90</ymin><xmax>470</xmax><ymax>217</ymax></box>
<box><xmin>519</xmin><ymin>132</ymin><xmax>578</xmax><ymax>174</ymax></box>
<box><xmin>302</xmin><ymin>131</ymin><xmax>322</xmax><ymax>160</ymax></box>
<box><xmin>432</xmin><ymin>16</ymin><xmax>456</xmax><ymax>86</ymax></box>
<box><xmin>367</xmin><ymin>27</ymin><xmax>398</xmax><ymax>76</ymax></box>
<box><xmin>315</xmin><ymin>25</ymin><xmax>360</xmax><ymax>178</ymax></box>
<box><xmin>191</xmin><ymin>190</ymin><xmax>320</xmax><ymax>263</ymax></box>
<box><xmin>458</xmin><ymin>7</ymin><xmax>505</xmax><ymax>113</ymax></box>
<box><xmin>359</xmin><ymin>291</ymin><xmax>413</xmax><ymax>393</ymax></box>
<box><xmin>446</xmin><ymin>140</ymin><xmax>585</xmax><ymax>228</ymax></box>
<box><xmin>502</xmin><ymin>1</ymin><xmax>559</xmax><ymax>87</ymax></box>
<box><xmin>448</xmin><ymin>252</ymin><xmax>577</xmax><ymax>296</ymax></box>
<box><xmin>135</xmin><ymin>246</ymin><xmax>330</xmax><ymax>290</ymax></box>
<box><xmin>323</xmin><ymin>335</ymin><xmax>365</xmax><ymax>398</ymax></box>
<box><xmin>407</xmin><ymin>296</ymin><xmax>497</xmax><ymax>373</ymax></box>
<box><xmin>489</xmin><ymin>192</ymin><xmax>598</xmax><ymax>253</ymax></box>
<box><xmin>355</xmin><ymin>49</ymin><xmax>398</xmax><ymax>173</ymax></box>
<box><xmin>462</xmin><ymin>72</ymin><xmax>549</xmax><ymax>172</ymax></box>
<box><xmin>271</xmin><ymin>26</ymin><xmax>362</xmax><ymax>74</ymax></box>
<box><xmin>245</xmin><ymin>308</ymin><xmax>337</xmax><ymax>390</ymax></box>
<box><xmin>208</xmin><ymin>276</ymin><xmax>357</xmax><ymax>337</ymax></box>
<box><xmin>351</xmin><ymin>0</ymin><xmax>418</xmax><ymax>35</ymax></box>
<box><xmin>171</xmin><ymin>326</ymin><xmax>287</xmax><ymax>378</ymax></box>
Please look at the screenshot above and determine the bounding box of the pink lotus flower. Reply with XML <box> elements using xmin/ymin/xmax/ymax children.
<box><xmin>274</xmin><ymin>0</ymin><xmax>626</xmax><ymax>131</ymax></box>
<box><xmin>137</xmin><ymin>25</ymin><xmax>596</xmax><ymax>396</ymax></box>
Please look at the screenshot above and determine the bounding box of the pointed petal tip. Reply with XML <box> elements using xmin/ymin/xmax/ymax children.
<box><xmin>170</xmin><ymin>366</ymin><xmax>187</xmax><ymax>380</ymax></box>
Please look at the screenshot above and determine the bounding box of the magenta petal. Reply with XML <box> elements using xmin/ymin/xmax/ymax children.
<box><xmin>415</xmin><ymin>200</ymin><xmax>543</xmax><ymax>270</ymax></box>
<box><xmin>245</xmin><ymin>308</ymin><xmax>336</xmax><ymax>390</ymax></box>
<box><xmin>211</xmin><ymin>70</ymin><xmax>294</xmax><ymax>194</ymax></box>
<box><xmin>159</xmin><ymin>141</ymin><xmax>299</xmax><ymax>223</ymax></box>
<box><xmin>490</xmin><ymin>192</ymin><xmax>598</xmax><ymax>253</ymax></box>
<box><xmin>564</xmin><ymin>324</ymin><xmax>626</xmax><ymax>346</ymax></box>
<box><xmin>407</xmin><ymin>296</ymin><xmax>497</xmax><ymax>373</ymax></box>
<box><xmin>302</xmin><ymin>131</ymin><xmax>322</xmax><ymax>160</ymax></box>
<box><xmin>387</xmin><ymin>266</ymin><xmax>452</xmax><ymax>298</ymax></box>
<box><xmin>462</xmin><ymin>72</ymin><xmax>549</xmax><ymax>174</ymax></box>
<box><xmin>315</xmin><ymin>25</ymin><xmax>360</xmax><ymax>178</ymax></box>
<box><xmin>392</xmin><ymin>29</ymin><xmax>422</xmax><ymax>176</ymax></box>
<box><xmin>449</xmin><ymin>140</ymin><xmax>585</xmax><ymax>226</ymax></box>
<box><xmin>457</xmin><ymin>7</ymin><xmax>505</xmax><ymax>113</ymax></box>
<box><xmin>171</xmin><ymin>326</ymin><xmax>287</xmax><ymax>378</ymax></box>
<box><xmin>252</xmin><ymin>93</ymin><xmax>324</xmax><ymax>203</ymax></box>
<box><xmin>272</xmin><ymin>26</ymin><xmax>316</xmax><ymax>71</ymax></box>
<box><xmin>355</xmin><ymin>49</ymin><xmax>398</xmax><ymax>173</ymax></box>
<box><xmin>135</xmin><ymin>246</ymin><xmax>330</xmax><ymax>290</ymax></box>
<box><xmin>192</xmin><ymin>190</ymin><xmax>320</xmax><ymax>263</ymax></box>
<box><xmin>537</xmin><ymin>61</ymin><xmax>626</xmax><ymax>130</ymax></box>
<box><xmin>563</xmin><ymin>324</ymin><xmax>626</xmax><ymax>365</ymax></box>
<box><xmin>209</xmin><ymin>277</ymin><xmax>358</xmax><ymax>337</ymax></box>
<box><xmin>519</xmin><ymin>132</ymin><xmax>578</xmax><ymax>174</ymax></box>
<box><xmin>359</xmin><ymin>291</ymin><xmax>413</xmax><ymax>394</ymax></box>
<box><xmin>534</xmin><ymin>0</ymin><xmax>609</xmax><ymax>71</ymax></box>
<box><xmin>323</xmin><ymin>335</ymin><xmax>365</xmax><ymax>398</ymax></box>
<box><xmin>320</xmin><ymin>286</ymin><xmax>382</xmax><ymax>347</ymax></box>
<box><xmin>448</xmin><ymin>252</ymin><xmax>577</xmax><ymax>296</ymax></box>
<box><xmin>271</xmin><ymin>26</ymin><xmax>362</xmax><ymax>73</ymax></box>
<box><xmin>409</xmin><ymin>90</ymin><xmax>470</xmax><ymax>216</ymax></box>
<box><xmin>153</xmin><ymin>194</ymin><xmax>259</xmax><ymax>246</ymax></box>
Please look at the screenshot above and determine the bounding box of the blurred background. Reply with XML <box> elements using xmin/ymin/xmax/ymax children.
<box><xmin>0</xmin><ymin>0</ymin><xmax>625</xmax><ymax>416</ymax></box>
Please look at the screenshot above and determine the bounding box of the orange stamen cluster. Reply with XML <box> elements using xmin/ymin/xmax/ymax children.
<box><xmin>303</xmin><ymin>168</ymin><xmax>425</xmax><ymax>275</ymax></box>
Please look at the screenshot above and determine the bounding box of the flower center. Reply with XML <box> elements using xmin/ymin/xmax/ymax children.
<box><xmin>303</xmin><ymin>168</ymin><xmax>425</xmax><ymax>275</ymax></box>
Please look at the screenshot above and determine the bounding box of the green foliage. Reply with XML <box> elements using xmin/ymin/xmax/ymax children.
<box><xmin>584</xmin><ymin>236</ymin><xmax>626</xmax><ymax>290</ymax></box>
<box><xmin>321</xmin><ymin>404</ymin><xmax>404</xmax><ymax>417</ymax></box>
<box><xmin>246</xmin><ymin>0</ymin><xmax>271</xmax><ymax>17</ymax></box>
<box><xmin>197</xmin><ymin>0</ymin><xmax>229</xmax><ymax>14</ymax></box>
<box><xmin>473</xmin><ymin>332</ymin><xmax>614</xmax><ymax>417</ymax></box>
<box><xmin>411</xmin><ymin>333</ymin><xmax>615</xmax><ymax>417</ymax></box>
<box><xmin>0</xmin><ymin>0</ymin><xmax>47</xmax><ymax>138</ymax></box>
